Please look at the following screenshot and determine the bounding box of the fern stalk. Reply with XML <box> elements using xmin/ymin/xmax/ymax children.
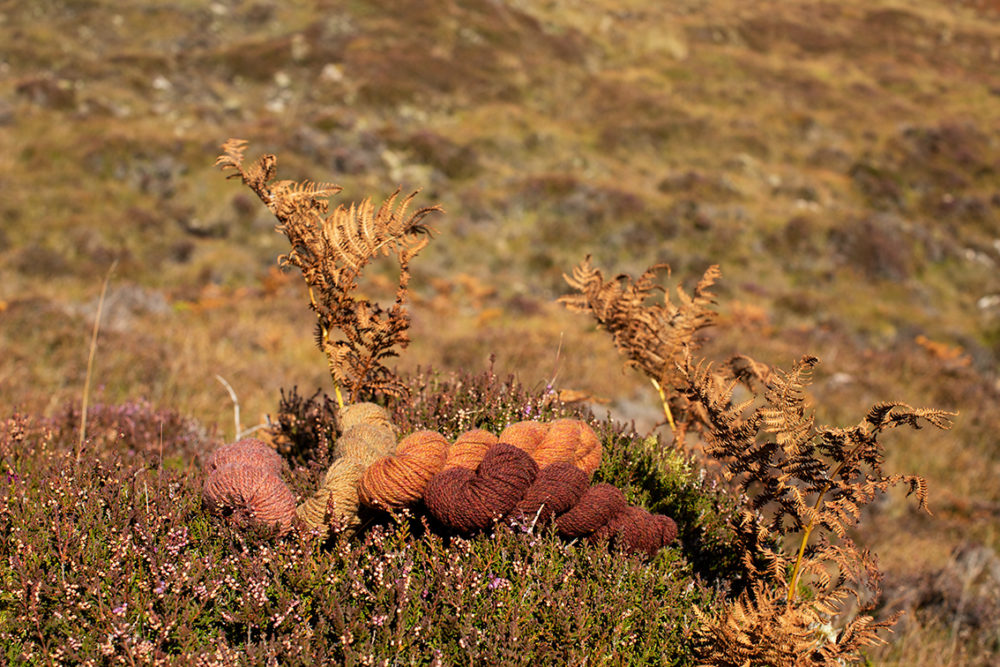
<box><xmin>650</xmin><ymin>377</ymin><xmax>676</xmax><ymax>431</ymax></box>
<box><xmin>308</xmin><ymin>287</ymin><xmax>345</xmax><ymax>409</ymax></box>
<box><xmin>785</xmin><ymin>446</ymin><xmax>861</xmax><ymax>605</ymax></box>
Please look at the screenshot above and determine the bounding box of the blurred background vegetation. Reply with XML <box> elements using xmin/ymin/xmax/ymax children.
<box><xmin>1</xmin><ymin>0</ymin><xmax>998</xmax><ymax>661</ymax></box>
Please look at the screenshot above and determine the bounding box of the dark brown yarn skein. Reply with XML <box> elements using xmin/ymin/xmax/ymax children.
<box><xmin>554</xmin><ymin>484</ymin><xmax>629</xmax><ymax>538</ymax></box>
<box><xmin>513</xmin><ymin>462</ymin><xmax>590</xmax><ymax>523</ymax></box>
<box><xmin>424</xmin><ymin>443</ymin><xmax>538</xmax><ymax>532</ymax></box>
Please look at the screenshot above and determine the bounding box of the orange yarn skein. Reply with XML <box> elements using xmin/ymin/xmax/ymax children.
<box><xmin>358</xmin><ymin>430</ymin><xmax>449</xmax><ymax>509</ymax></box>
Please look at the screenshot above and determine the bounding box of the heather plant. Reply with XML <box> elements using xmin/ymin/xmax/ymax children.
<box><xmin>0</xmin><ymin>380</ymin><xmax>735</xmax><ymax>665</ymax></box>
<box><xmin>50</xmin><ymin>398</ymin><xmax>211</xmax><ymax>467</ymax></box>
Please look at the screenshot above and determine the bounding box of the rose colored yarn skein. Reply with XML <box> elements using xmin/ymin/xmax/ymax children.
<box><xmin>202</xmin><ymin>438</ymin><xmax>297</xmax><ymax>535</ymax></box>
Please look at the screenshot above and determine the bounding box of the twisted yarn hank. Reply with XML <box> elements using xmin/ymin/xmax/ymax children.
<box><xmin>445</xmin><ymin>429</ymin><xmax>499</xmax><ymax>470</ymax></box>
<box><xmin>358</xmin><ymin>430</ymin><xmax>449</xmax><ymax>509</ymax></box>
<box><xmin>296</xmin><ymin>404</ymin><xmax>397</xmax><ymax>536</ymax></box>
<box><xmin>500</xmin><ymin>419</ymin><xmax>602</xmax><ymax>476</ymax></box>
<box><xmin>202</xmin><ymin>438</ymin><xmax>296</xmax><ymax>535</ymax></box>
<box><xmin>422</xmin><ymin>447</ymin><xmax>677</xmax><ymax>557</ymax></box>
<box><xmin>424</xmin><ymin>443</ymin><xmax>539</xmax><ymax>532</ymax></box>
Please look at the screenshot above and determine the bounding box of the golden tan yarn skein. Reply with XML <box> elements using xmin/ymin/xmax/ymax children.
<box><xmin>295</xmin><ymin>403</ymin><xmax>397</xmax><ymax>537</ymax></box>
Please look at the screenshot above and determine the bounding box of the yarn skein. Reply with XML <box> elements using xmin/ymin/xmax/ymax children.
<box><xmin>444</xmin><ymin>429</ymin><xmax>499</xmax><ymax>470</ymax></box>
<box><xmin>202</xmin><ymin>440</ymin><xmax>296</xmax><ymax>536</ymax></box>
<box><xmin>358</xmin><ymin>430</ymin><xmax>449</xmax><ymax>508</ymax></box>
<box><xmin>513</xmin><ymin>462</ymin><xmax>590</xmax><ymax>523</ymax></box>
<box><xmin>296</xmin><ymin>406</ymin><xmax>397</xmax><ymax>536</ymax></box>
<box><xmin>500</xmin><ymin>419</ymin><xmax>602</xmax><ymax>476</ymax></box>
<box><xmin>424</xmin><ymin>443</ymin><xmax>539</xmax><ymax>532</ymax></box>
<box><xmin>206</xmin><ymin>438</ymin><xmax>284</xmax><ymax>476</ymax></box>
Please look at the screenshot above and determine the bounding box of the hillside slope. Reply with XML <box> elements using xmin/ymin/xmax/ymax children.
<box><xmin>1</xmin><ymin>0</ymin><xmax>999</xmax><ymax>661</ymax></box>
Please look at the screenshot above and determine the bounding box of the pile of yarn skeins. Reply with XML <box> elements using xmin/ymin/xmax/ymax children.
<box><xmin>202</xmin><ymin>403</ymin><xmax>677</xmax><ymax>558</ymax></box>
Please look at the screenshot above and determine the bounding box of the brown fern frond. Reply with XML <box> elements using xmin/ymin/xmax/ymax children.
<box><xmin>560</xmin><ymin>256</ymin><xmax>720</xmax><ymax>410</ymax></box>
<box><xmin>566</xmin><ymin>255</ymin><xmax>954</xmax><ymax>666</ymax></box>
<box><xmin>325</xmin><ymin>189</ymin><xmax>438</xmax><ymax>274</ymax></box>
<box><xmin>864</xmin><ymin>401</ymin><xmax>956</xmax><ymax>432</ymax></box>
<box><xmin>216</xmin><ymin>139</ymin><xmax>440</xmax><ymax>403</ymax></box>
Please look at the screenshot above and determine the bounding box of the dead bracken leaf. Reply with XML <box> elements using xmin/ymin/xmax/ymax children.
<box><xmin>217</xmin><ymin>138</ymin><xmax>441</xmax><ymax>402</ymax></box>
<box><xmin>557</xmin><ymin>388</ymin><xmax>609</xmax><ymax>405</ymax></box>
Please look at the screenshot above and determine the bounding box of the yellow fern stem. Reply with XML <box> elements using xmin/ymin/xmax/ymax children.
<box><xmin>650</xmin><ymin>378</ymin><xmax>676</xmax><ymax>431</ymax></box>
<box><xmin>787</xmin><ymin>522</ymin><xmax>815</xmax><ymax>605</ymax></box>
<box><xmin>787</xmin><ymin>445</ymin><xmax>865</xmax><ymax>605</ymax></box>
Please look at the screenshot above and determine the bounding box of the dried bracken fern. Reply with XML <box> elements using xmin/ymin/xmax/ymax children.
<box><xmin>216</xmin><ymin>139</ymin><xmax>441</xmax><ymax>403</ymax></box>
<box><xmin>678</xmin><ymin>352</ymin><xmax>953</xmax><ymax>665</ymax></box>
<box><xmin>560</xmin><ymin>256</ymin><xmax>720</xmax><ymax>428</ymax></box>
<box><xmin>563</xmin><ymin>256</ymin><xmax>956</xmax><ymax>666</ymax></box>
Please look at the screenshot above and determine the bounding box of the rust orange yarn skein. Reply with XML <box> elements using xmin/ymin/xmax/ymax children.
<box><xmin>358</xmin><ymin>430</ymin><xmax>449</xmax><ymax>509</ymax></box>
<box><xmin>444</xmin><ymin>429</ymin><xmax>499</xmax><ymax>470</ymax></box>
<box><xmin>499</xmin><ymin>419</ymin><xmax>602</xmax><ymax>477</ymax></box>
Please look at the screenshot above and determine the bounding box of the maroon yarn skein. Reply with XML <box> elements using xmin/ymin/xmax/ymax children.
<box><xmin>554</xmin><ymin>484</ymin><xmax>629</xmax><ymax>538</ymax></box>
<box><xmin>424</xmin><ymin>443</ymin><xmax>539</xmax><ymax>532</ymax></box>
<box><xmin>514</xmin><ymin>462</ymin><xmax>590</xmax><ymax>522</ymax></box>
<box><xmin>590</xmin><ymin>506</ymin><xmax>679</xmax><ymax>558</ymax></box>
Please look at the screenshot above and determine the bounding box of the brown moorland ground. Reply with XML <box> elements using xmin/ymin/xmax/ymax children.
<box><xmin>2</xmin><ymin>0</ymin><xmax>999</xmax><ymax>662</ymax></box>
